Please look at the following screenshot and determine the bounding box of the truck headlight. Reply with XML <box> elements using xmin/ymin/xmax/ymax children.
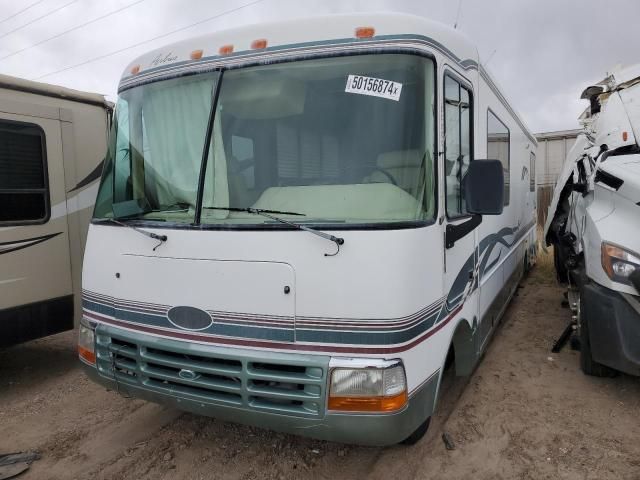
<box><xmin>328</xmin><ymin>360</ymin><xmax>407</xmax><ymax>412</ymax></box>
<box><xmin>78</xmin><ymin>318</ymin><xmax>96</xmax><ymax>365</ymax></box>
<box><xmin>601</xmin><ymin>242</ymin><xmax>640</xmax><ymax>286</ymax></box>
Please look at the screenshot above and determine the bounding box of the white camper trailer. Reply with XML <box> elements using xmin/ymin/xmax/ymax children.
<box><xmin>79</xmin><ymin>13</ymin><xmax>537</xmax><ymax>445</ymax></box>
<box><xmin>0</xmin><ymin>75</ymin><xmax>111</xmax><ymax>347</ymax></box>
<box><xmin>545</xmin><ymin>64</ymin><xmax>640</xmax><ymax>377</ymax></box>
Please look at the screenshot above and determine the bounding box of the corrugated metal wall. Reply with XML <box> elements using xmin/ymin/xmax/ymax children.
<box><xmin>535</xmin><ymin>129</ymin><xmax>581</xmax><ymax>225</ymax></box>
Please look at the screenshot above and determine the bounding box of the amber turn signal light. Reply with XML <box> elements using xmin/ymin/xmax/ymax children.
<box><xmin>328</xmin><ymin>391</ymin><xmax>408</xmax><ymax>412</ymax></box>
<box><xmin>78</xmin><ymin>320</ymin><xmax>96</xmax><ymax>365</ymax></box>
<box><xmin>78</xmin><ymin>345</ymin><xmax>96</xmax><ymax>365</ymax></box>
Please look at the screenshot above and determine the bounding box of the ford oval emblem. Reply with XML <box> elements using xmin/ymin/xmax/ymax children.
<box><xmin>178</xmin><ymin>369</ymin><xmax>200</xmax><ymax>381</ymax></box>
<box><xmin>167</xmin><ymin>306</ymin><xmax>213</xmax><ymax>331</ymax></box>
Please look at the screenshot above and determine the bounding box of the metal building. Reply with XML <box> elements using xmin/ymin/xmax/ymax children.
<box><xmin>535</xmin><ymin>129</ymin><xmax>581</xmax><ymax>225</ymax></box>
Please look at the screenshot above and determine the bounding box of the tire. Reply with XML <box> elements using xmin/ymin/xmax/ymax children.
<box><xmin>400</xmin><ymin>417</ymin><xmax>431</xmax><ymax>445</ymax></box>
<box><xmin>578</xmin><ymin>288</ymin><xmax>618</xmax><ymax>378</ymax></box>
<box><xmin>554</xmin><ymin>245</ymin><xmax>569</xmax><ymax>283</ymax></box>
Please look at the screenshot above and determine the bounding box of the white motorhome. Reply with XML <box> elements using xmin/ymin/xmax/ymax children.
<box><xmin>0</xmin><ymin>75</ymin><xmax>111</xmax><ymax>347</ymax></box>
<box><xmin>79</xmin><ymin>13</ymin><xmax>537</xmax><ymax>445</ymax></box>
<box><xmin>545</xmin><ymin>64</ymin><xmax>640</xmax><ymax>377</ymax></box>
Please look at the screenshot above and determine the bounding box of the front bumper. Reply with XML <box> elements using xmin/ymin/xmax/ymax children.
<box><xmin>583</xmin><ymin>282</ymin><xmax>640</xmax><ymax>376</ymax></box>
<box><xmin>81</xmin><ymin>324</ymin><xmax>439</xmax><ymax>446</ymax></box>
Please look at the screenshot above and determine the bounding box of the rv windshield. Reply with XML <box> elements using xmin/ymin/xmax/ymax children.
<box><xmin>93</xmin><ymin>54</ymin><xmax>436</xmax><ymax>226</ymax></box>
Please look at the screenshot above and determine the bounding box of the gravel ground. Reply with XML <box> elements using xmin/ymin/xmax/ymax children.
<box><xmin>1</xmin><ymin>263</ymin><xmax>639</xmax><ymax>480</ymax></box>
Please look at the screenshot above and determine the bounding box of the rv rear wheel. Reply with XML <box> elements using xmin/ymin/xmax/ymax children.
<box><xmin>578</xmin><ymin>288</ymin><xmax>617</xmax><ymax>378</ymax></box>
<box><xmin>400</xmin><ymin>417</ymin><xmax>431</xmax><ymax>445</ymax></box>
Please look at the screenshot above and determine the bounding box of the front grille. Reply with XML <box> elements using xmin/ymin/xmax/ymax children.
<box><xmin>95</xmin><ymin>331</ymin><xmax>326</xmax><ymax>417</ymax></box>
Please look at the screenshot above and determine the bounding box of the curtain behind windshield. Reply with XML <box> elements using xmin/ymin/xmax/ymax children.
<box><xmin>143</xmin><ymin>75</ymin><xmax>214</xmax><ymax>207</ymax></box>
<box><xmin>93</xmin><ymin>72</ymin><xmax>218</xmax><ymax>221</ymax></box>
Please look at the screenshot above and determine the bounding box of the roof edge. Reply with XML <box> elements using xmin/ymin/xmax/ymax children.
<box><xmin>0</xmin><ymin>74</ymin><xmax>111</xmax><ymax>110</ymax></box>
<box><xmin>535</xmin><ymin>128</ymin><xmax>582</xmax><ymax>140</ymax></box>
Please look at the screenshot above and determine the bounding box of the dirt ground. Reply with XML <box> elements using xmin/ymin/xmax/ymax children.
<box><xmin>1</xmin><ymin>261</ymin><xmax>639</xmax><ymax>480</ymax></box>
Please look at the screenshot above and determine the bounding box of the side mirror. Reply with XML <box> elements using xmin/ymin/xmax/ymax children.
<box><xmin>464</xmin><ymin>160</ymin><xmax>504</xmax><ymax>215</ymax></box>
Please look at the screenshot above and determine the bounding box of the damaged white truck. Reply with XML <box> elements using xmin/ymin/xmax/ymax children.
<box><xmin>544</xmin><ymin>64</ymin><xmax>640</xmax><ymax>377</ymax></box>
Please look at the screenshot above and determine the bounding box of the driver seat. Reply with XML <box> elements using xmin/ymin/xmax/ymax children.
<box><xmin>364</xmin><ymin>149</ymin><xmax>425</xmax><ymax>193</ymax></box>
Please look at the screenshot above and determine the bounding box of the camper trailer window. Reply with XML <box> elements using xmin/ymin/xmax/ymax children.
<box><xmin>487</xmin><ymin>110</ymin><xmax>510</xmax><ymax>206</ymax></box>
<box><xmin>444</xmin><ymin>74</ymin><xmax>473</xmax><ymax>218</ymax></box>
<box><xmin>200</xmin><ymin>54</ymin><xmax>436</xmax><ymax>226</ymax></box>
<box><xmin>0</xmin><ymin>120</ymin><xmax>48</xmax><ymax>224</ymax></box>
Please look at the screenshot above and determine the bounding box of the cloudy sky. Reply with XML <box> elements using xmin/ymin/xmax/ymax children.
<box><xmin>0</xmin><ymin>0</ymin><xmax>638</xmax><ymax>133</ymax></box>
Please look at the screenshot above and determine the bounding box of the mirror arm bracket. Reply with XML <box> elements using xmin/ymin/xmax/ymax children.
<box><xmin>446</xmin><ymin>214</ymin><xmax>482</xmax><ymax>249</ymax></box>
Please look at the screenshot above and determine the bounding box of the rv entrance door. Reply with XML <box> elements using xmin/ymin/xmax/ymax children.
<box><xmin>442</xmin><ymin>74</ymin><xmax>477</xmax><ymax>315</ymax></box>
<box><xmin>0</xmin><ymin>105</ymin><xmax>73</xmax><ymax>346</ymax></box>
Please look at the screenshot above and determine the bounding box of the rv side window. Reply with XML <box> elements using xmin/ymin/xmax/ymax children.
<box><xmin>0</xmin><ymin>120</ymin><xmax>48</xmax><ymax>224</ymax></box>
<box><xmin>487</xmin><ymin>110</ymin><xmax>510</xmax><ymax>206</ymax></box>
<box><xmin>529</xmin><ymin>151</ymin><xmax>536</xmax><ymax>192</ymax></box>
<box><xmin>444</xmin><ymin>74</ymin><xmax>473</xmax><ymax>218</ymax></box>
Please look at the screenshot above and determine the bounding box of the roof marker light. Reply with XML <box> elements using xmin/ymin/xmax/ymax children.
<box><xmin>130</xmin><ymin>64</ymin><xmax>140</xmax><ymax>75</ymax></box>
<box><xmin>251</xmin><ymin>38</ymin><xmax>267</xmax><ymax>49</ymax></box>
<box><xmin>623</xmin><ymin>131</ymin><xmax>628</xmax><ymax>142</ymax></box>
<box><xmin>190</xmin><ymin>49</ymin><xmax>203</xmax><ymax>60</ymax></box>
<box><xmin>219</xmin><ymin>44</ymin><xmax>234</xmax><ymax>55</ymax></box>
<box><xmin>355</xmin><ymin>26</ymin><xmax>375</xmax><ymax>38</ymax></box>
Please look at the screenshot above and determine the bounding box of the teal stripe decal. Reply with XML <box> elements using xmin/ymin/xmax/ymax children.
<box><xmin>83</xmin><ymin>298</ymin><xmax>443</xmax><ymax>346</ymax></box>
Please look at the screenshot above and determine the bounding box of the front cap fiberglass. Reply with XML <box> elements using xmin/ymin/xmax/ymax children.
<box><xmin>93</xmin><ymin>53</ymin><xmax>436</xmax><ymax>228</ymax></box>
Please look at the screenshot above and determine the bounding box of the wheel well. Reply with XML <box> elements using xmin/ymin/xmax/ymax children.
<box><xmin>450</xmin><ymin>320</ymin><xmax>475</xmax><ymax>376</ymax></box>
<box><xmin>444</xmin><ymin>344</ymin><xmax>455</xmax><ymax>371</ymax></box>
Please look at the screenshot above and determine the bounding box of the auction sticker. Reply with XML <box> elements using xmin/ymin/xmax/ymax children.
<box><xmin>345</xmin><ymin>75</ymin><xmax>403</xmax><ymax>101</ymax></box>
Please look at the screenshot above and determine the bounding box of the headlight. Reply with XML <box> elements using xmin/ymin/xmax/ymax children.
<box><xmin>328</xmin><ymin>360</ymin><xmax>407</xmax><ymax>412</ymax></box>
<box><xmin>601</xmin><ymin>242</ymin><xmax>640</xmax><ymax>286</ymax></box>
<box><xmin>78</xmin><ymin>318</ymin><xmax>96</xmax><ymax>365</ymax></box>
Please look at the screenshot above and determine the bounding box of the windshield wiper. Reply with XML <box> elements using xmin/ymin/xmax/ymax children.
<box><xmin>206</xmin><ymin>206</ymin><xmax>305</xmax><ymax>216</ymax></box>
<box><xmin>94</xmin><ymin>218</ymin><xmax>168</xmax><ymax>251</ymax></box>
<box><xmin>205</xmin><ymin>206</ymin><xmax>344</xmax><ymax>256</ymax></box>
